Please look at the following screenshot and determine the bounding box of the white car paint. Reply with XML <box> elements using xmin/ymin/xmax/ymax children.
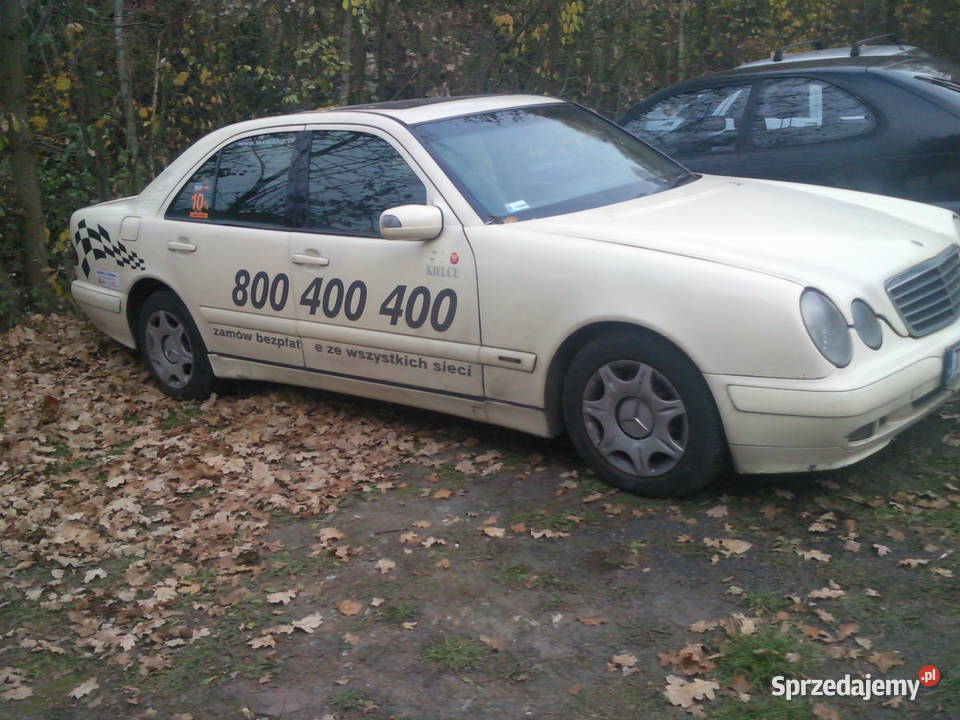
<box><xmin>70</xmin><ymin>94</ymin><xmax>960</xmax><ymax>485</ymax></box>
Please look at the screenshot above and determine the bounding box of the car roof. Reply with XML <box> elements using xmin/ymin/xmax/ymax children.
<box><xmin>315</xmin><ymin>94</ymin><xmax>559</xmax><ymax>125</ymax></box>
<box><xmin>706</xmin><ymin>48</ymin><xmax>935</xmax><ymax>82</ymax></box>
<box><xmin>737</xmin><ymin>43</ymin><xmax>920</xmax><ymax>69</ymax></box>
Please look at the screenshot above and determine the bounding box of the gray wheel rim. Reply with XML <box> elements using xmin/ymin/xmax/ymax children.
<box><xmin>144</xmin><ymin>310</ymin><xmax>194</xmax><ymax>389</ymax></box>
<box><xmin>582</xmin><ymin>360</ymin><xmax>688</xmax><ymax>477</ymax></box>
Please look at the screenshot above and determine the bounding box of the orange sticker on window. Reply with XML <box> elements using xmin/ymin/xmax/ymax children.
<box><xmin>189</xmin><ymin>187</ymin><xmax>209</xmax><ymax>218</ymax></box>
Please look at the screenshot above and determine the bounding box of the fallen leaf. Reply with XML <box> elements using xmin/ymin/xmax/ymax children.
<box><xmin>266</xmin><ymin>589</ymin><xmax>297</xmax><ymax>605</ymax></box>
<box><xmin>702</xmin><ymin>537</ymin><xmax>752</xmax><ymax>556</ymax></box>
<box><xmin>67</xmin><ymin>677</ymin><xmax>99</xmax><ymax>699</ymax></box>
<box><xmin>478</xmin><ymin>634</ymin><xmax>505</xmax><ymax>651</ymax></box>
<box><xmin>797</xmin><ymin>549</ymin><xmax>832</xmax><ymax>562</ymax></box>
<box><xmin>664</xmin><ymin>675</ymin><xmax>720</xmax><ymax>708</ymax></box>
<box><xmin>2</xmin><ymin>686</ymin><xmax>34</xmax><ymax>701</ymax></box>
<box><xmin>375</xmin><ymin>558</ymin><xmax>396</xmax><ymax>574</ymax></box>
<box><xmin>482</xmin><ymin>527</ymin><xmax>506</xmax><ymax>538</ymax></box>
<box><xmin>248</xmin><ymin>635</ymin><xmax>275</xmax><ymax>649</ymax></box>
<box><xmin>812</xmin><ymin>702</ymin><xmax>842</xmax><ymax>720</ymax></box>
<box><xmin>873</xmin><ymin>544</ymin><xmax>891</xmax><ymax>557</ymax></box>
<box><xmin>292</xmin><ymin>613</ymin><xmax>324</xmax><ymax>633</ymax></box>
<box><xmin>705</xmin><ymin>504</ymin><xmax>728</xmax><ymax>518</ymax></box>
<box><xmin>577</xmin><ymin>616</ymin><xmax>607</xmax><ymax>626</ymax></box>
<box><xmin>809</xmin><ymin>587</ymin><xmax>845</xmax><ymax>599</ymax></box>
<box><xmin>868</xmin><ymin>651</ymin><xmax>904</xmax><ymax>673</ymax></box>
<box><xmin>338</xmin><ymin>599</ymin><xmax>363</xmax><ymax>616</ymax></box>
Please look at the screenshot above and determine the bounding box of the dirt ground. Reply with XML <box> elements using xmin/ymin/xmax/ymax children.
<box><xmin>1</xmin><ymin>317</ymin><xmax>958</xmax><ymax>720</ymax></box>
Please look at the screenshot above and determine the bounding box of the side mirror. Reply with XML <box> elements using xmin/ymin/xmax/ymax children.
<box><xmin>379</xmin><ymin>204</ymin><xmax>443</xmax><ymax>241</ymax></box>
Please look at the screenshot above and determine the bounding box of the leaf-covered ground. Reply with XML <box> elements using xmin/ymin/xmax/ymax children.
<box><xmin>1</xmin><ymin>315</ymin><xmax>958</xmax><ymax>719</ymax></box>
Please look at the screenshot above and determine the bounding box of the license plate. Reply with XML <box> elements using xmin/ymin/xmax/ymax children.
<box><xmin>945</xmin><ymin>342</ymin><xmax>960</xmax><ymax>390</ymax></box>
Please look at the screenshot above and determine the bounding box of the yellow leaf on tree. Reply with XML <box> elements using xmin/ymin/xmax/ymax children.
<box><xmin>55</xmin><ymin>75</ymin><xmax>72</xmax><ymax>91</ymax></box>
<box><xmin>173</xmin><ymin>71</ymin><xmax>189</xmax><ymax>87</ymax></box>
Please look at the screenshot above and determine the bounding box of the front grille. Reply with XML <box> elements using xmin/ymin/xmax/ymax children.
<box><xmin>885</xmin><ymin>245</ymin><xmax>960</xmax><ymax>337</ymax></box>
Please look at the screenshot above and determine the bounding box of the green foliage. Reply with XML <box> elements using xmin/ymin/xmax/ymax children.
<box><xmin>4</xmin><ymin>0</ymin><xmax>960</xmax><ymax>329</ymax></box>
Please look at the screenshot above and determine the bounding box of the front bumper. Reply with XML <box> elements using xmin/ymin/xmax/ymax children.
<box><xmin>708</xmin><ymin>340</ymin><xmax>959</xmax><ymax>474</ymax></box>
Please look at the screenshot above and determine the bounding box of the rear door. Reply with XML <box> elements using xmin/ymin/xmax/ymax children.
<box><xmin>288</xmin><ymin>125</ymin><xmax>484</xmax><ymax>398</ymax></box>
<box><xmin>738</xmin><ymin>76</ymin><xmax>880</xmax><ymax>188</ymax></box>
<box><xmin>159</xmin><ymin>127</ymin><xmax>305</xmax><ymax>367</ymax></box>
<box><xmin>620</xmin><ymin>84</ymin><xmax>751</xmax><ymax>174</ymax></box>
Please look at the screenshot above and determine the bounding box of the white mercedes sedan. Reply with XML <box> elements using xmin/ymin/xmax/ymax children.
<box><xmin>70</xmin><ymin>95</ymin><xmax>960</xmax><ymax>496</ymax></box>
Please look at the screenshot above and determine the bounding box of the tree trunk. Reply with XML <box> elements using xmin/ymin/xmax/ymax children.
<box><xmin>0</xmin><ymin>0</ymin><xmax>55</xmax><ymax>310</ymax></box>
<box><xmin>114</xmin><ymin>0</ymin><xmax>142</xmax><ymax>192</ymax></box>
<box><xmin>340</xmin><ymin>7</ymin><xmax>353</xmax><ymax>105</ymax></box>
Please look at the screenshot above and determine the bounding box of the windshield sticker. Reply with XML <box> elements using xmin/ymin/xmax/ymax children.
<box><xmin>504</xmin><ymin>200</ymin><xmax>530</xmax><ymax>213</ymax></box>
<box><xmin>74</xmin><ymin>219</ymin><xmax>145</xmax><ymax>279</ymax></box>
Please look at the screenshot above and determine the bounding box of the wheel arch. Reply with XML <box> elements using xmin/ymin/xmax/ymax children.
<box><xmin>543</xmin><ymin>321</ymin><xmax>724</xmax><ymax>439</ymax></box>
<box><xmin>126</xmin><ymin>277</ymin><xmax>179</xmax><ymax>349</ymax></box>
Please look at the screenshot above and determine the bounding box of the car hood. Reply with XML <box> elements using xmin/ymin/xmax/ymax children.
<box><xmin>521</xmin><ymin>175</ymin><xmax>959</xmax><ymax>331</ymax></box>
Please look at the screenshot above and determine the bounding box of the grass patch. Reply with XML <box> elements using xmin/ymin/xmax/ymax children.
<box><xmin>383</xmin><ymin>601</ymin><xmax>417</xmax><ymax>624</ymax></box>
<box><xmin>159</xmin><ymin>406</ymin><xmax>201</xmax><ymax>430</ymax></box>
<box><xmin>712</xmin><ymin>696</ymin><xmax>811</xmax><ymax>720</ymax></box>
<box><xmin>491</xmin><ymin>561</ymin><xmax>531</xmax><ymax>586</ymax></box>
<box><xmin>743</xmin><ymin>589</ymin><xmax>789</xmax><ymax>614</ymax></box>
<box><xmin>422</xmin><ymin>635</ymin><xmax>484</xmax><ymax>672</ymax></box>
<box><xmin>329</xmin><ymin>688</ymin><xmax>377</xmax><ymax>712</ymax></box>
<box><xmin>717</xmin><ymin>627</ymin><xmax>816</xmax><ymax>689</ymax></box>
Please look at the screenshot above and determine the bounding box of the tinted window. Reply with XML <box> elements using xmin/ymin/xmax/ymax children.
<box><xmin>306</xmin><ymin>131</ymin><xmax>426</xmax><ymax>235</ymax></box>
<box><xmin>213</xmin><ymin>133</ymin><xmax>299</xmax><ymax>226</ymax></box>
<box><xmin>623</xmin><ymin>85</ymin><xmax>750</xmax><ymax>156</ymax></box>
<box><xmin>748</xmin><ymin>78</ymin><xmax>876</xmax><ymax>149</ymax></box>
<box><xmin>167</xmin><ymin>156</ymin><xmax>218</xmax><ymax>220</ymax></box>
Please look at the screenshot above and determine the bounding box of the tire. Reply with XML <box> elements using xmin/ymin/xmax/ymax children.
<box><xmin>562</xmin><ymin>332</ymin><xmax>727</xmax><ymax>498</ymax></box>
<box><xmin>136</xmin><ymin>290</ymin><xmax>215</xmax><ymax>400</ymax></box>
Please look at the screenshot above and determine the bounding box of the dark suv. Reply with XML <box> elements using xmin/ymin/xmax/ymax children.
<box><xmin>618</xmin><ymin>37</ymin><xmax>960</xmax><ymax>212</ymax></box>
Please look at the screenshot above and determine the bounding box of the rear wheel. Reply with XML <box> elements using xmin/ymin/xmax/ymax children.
<box><xmin>562</xmin><ymin>332</ymin><xmax>726</xmax><ymax>497</ymax></box>
<box><xmin>137</xmin><ymin>290</ymin><xmax>214</xmax><ymax>400</ymax></box>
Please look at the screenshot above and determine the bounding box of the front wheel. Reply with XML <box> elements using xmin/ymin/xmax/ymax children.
<box><xmin>562</xmin><ymin>332</ymin><xmax>727</xmax><ymax>497</ymax></box>
<box><xmin>137</xmin><ymin>290</ymin><xmax>215</xmax><ymax>400</ymax></box>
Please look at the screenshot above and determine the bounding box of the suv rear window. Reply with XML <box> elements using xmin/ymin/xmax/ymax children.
<box><xmin>747</xmin><ymin>78</ymin><xmax>876</xmax><ymax>149</ymax></box>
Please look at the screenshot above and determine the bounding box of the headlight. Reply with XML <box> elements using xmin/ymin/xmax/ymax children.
<box><xmin>851</xmin><ymin>300</ymin><xmax>883</xmax><ymax>350</ymax></box>
<box><xmin>800</xmin><ymin>289</ymin><xmax>852</xmax><ymax>367</ymax></box>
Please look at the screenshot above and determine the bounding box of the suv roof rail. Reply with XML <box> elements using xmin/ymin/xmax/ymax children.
<box><xmin>772</xmin><ymin>39</ymin><xmax>823</xmax><ymax>62</ymax></box>
<box><xmin>851</xmin><ymin>33</ymin><xmax>903</xmax><ymax>56</ymax></box>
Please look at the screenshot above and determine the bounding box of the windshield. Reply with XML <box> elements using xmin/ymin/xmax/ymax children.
<box><xmin>412</xmin><ymin>103</ymin><xmax>693</xmax><ymax>222</ymax></box>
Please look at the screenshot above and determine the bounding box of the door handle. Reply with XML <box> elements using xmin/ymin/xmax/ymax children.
<box><xmin>291</xmin><ymin>253</ymin><xmax>330</xmax><ymax>266</ymax></box>
<box><xmin>167</xmin><ymin>240</ymin><xmax>196</xmax><ymax>253</ymax></box>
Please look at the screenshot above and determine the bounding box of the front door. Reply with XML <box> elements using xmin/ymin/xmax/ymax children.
<box><xmin>288</xmin><ymin>126</ymin><xmax>483</xmax><ymax>398</ymax></box>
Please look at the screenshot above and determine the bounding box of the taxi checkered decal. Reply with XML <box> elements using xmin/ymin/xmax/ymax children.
<box><xmin>74</xmin><ymin>219</ymin><xmax>145</xmax><ymax>278</ymax></box>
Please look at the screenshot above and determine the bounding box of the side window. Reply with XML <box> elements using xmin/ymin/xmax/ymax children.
<box><xmin>747</xmin><ymin>78</ymin><xmax>876</xmax><ymax>149</ymax></box>
<box><xmin>213</xmin><ymin>133</ymin><xmax>298</xmax><ymax>226</ymax></box>
<box><xmin>167</xmin><ymin>157</ymin><xmax>217</xmax><ymax>220</ymax></box>
<box><xmin>306</xmin><ymin>130</ymin><xmax>426</xmax><ymax>235</ymax></box>
<box><xmin>622</xmin><ymin>85</ymin><xmax>750</xmax><ymax>156</ymax></box>
<box><xmin>167</xmin><ymin>132</ymin><xmax>299</xmax><ymax>226</ymax></box>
